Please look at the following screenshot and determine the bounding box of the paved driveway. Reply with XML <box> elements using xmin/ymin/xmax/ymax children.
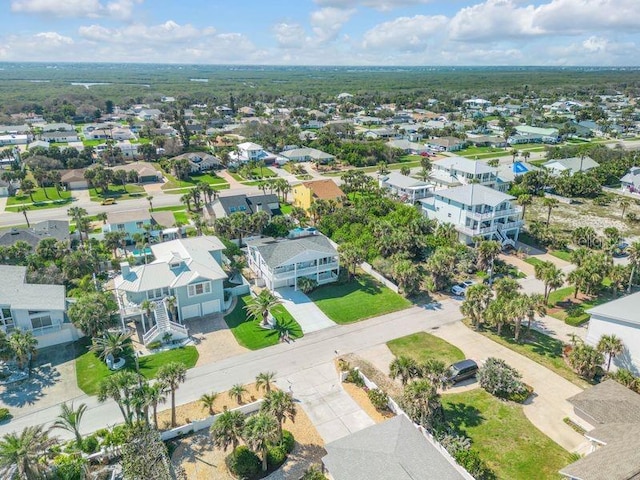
<box><xmin>275</xmin><ymin>287</ymin><xmax>336</xmax><ymax>334</ymax></box>
<box><xmin>431</xmin><ymin>322</ymin><xmax>589</xmax><ymax>453</ymax></box>
<box><xmin>276</xmin><ymin>362</ymin><xmax>375</xmax><ymax>443</ymax></box>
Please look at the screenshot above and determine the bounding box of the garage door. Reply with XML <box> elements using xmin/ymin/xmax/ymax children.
<box><xmin>181</xmin><ymin>304</ymin><xmax>201</xmax><ymax>320</ymax></box>
<box><xmin>201</xmin><ymin>299</ymin><xmax>220</xmax><ymax>315</ymax></box>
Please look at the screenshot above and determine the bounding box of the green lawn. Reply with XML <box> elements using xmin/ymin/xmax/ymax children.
<box><xmin>82</xmin><ymin>139</ymin><xmax>104</xmax><ymax>147</ymax></box>
<box><xmin>7</xmin><ymin>187</ymin><xmax>72</xmax><ymax>207</ymax></box>
<box><xmin>224</xmin><ymin>295</ymin><xmax>303</xmax><ymax>350</ymax></box>
<box><xmin>460</xmin><ymin>146</ymin><xmax>507</xmax><ymax>156</ymax></box>
<box><xmin>161</xmin><ymin>172</ymin><xmax>229</xmax><ymax>190</ymax></box>
<box><xmin>387</xmin><ymin>332</ymin><xmax>464</xmax><ymax>366</ymax></box>
<box><xmin>152</xmin><ymin>205</ymin><xmax>188</xmax><ymax>212</ymax></box>
<box><xmin>549</xmin><ymin>249</ymin><xmax>572</xmax><ymax>262</ymax></box>
<box><xmin>173</xmin><ymin>211</ymin><xmax>189</xmax><ymax>225</ymax></box>
<box><xmin>547</xmin><ymin>286</ymin><xmax>575</xmax><ymax>307</ymax></box>
<box><xmin>468</xmin><ymin>322</ymin><xmax>590</xmax><ymax>388</ymax></box>
<box><xmin>89</xmin><ymin>184</ymin><xmax>146</xmax><ymax>201</ymax></box>
<box><xmin>251</xmin><ymin>167</ymin><xmax>276</xmax><ymax>178</ymax></box>
<box><xmin>280</xmin><ymin>204</ymin><xmax>292</xmax><ymax>215</ymax></box>
<box><xmin>442</xmin><ymin>389</ymin><xmax>572</xmax><ymax>480</ymax></box>
<box><xmin>307</xmin><ymin>274</ymin><xmax>411</xmax><ymax>324</ymax></box>
<box><xmin>163</xmin><ymin>184</ymin><xmax>230</xmax><ymax>195</ymax></box>
<box><xmin>524</xmin><ymin>257</ymin><xmax>545</xmax><ymax>268</ymax></box>
<box><xmin>75</xmin><ymin>341</ymin><xmax>199</xmax><ymax>395</ymax></box>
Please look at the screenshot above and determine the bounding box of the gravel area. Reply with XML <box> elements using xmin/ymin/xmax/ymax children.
<box><xmin>341</xmin><ymin>382</ymin><xmax>394</xmax><ymax>424</ymax></box>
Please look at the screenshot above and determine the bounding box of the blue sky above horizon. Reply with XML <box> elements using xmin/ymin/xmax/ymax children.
<box><xmin>1</xmin><ymin>0</ymin><xmax>639</xmax><ymax>66</ymax></box>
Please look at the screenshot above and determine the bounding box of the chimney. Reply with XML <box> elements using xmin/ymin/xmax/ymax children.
<box><xmin>120</xmin><ymin>262</ymin><xmax>130</xmax><ymax>277</ymax></box>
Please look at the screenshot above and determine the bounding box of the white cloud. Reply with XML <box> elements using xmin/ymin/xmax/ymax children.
<box><xmin>362</xmin><ymin>14</ymin><xmax>447</xmax><ymax>51</ymax></box>
<box><xmin>79</xmin><ymin>21</ymin><xmax>216</xmax><ymax>44</ymax></box>
<box><xmin>273</xmin><ymin>23</ymin><xmax>310</xmax><ymax>49</ymax></box>
<box><xmin>310</xmin><ymin>7</ymin><xmax>356</xmax><ymax>42</ymax></box>
<box><xmin>34</xmin><ymin>32</ymin><xmax>74</xmax><ymax>45</ymax></box>
<box><xmin>315</xmin><ymin>0</ymin><xmax>433</xmax><ymax>11</ymax></box>
<box><xmin>11</xmin><ymin>0</ymin><xmax>142</xmax><ymax>19</ymax></box>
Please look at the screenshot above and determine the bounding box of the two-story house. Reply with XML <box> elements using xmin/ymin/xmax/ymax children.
<box><xmin>0</xmin><ymin>265</ymin><xmax>81</xmax><ymax>348</ymax></box>
<box><xmin>102</xmin><ymin>209</ymin><xmax>182</xmax><ymax>243</ymax></box>
<box><xmin>114</xmin><ymin>237</ymin><xmax>228</xmax><ymax>345</ymax></box>
<box><xmin>246</xmin><ymin>233</ymin><xmax>339</xmax><ymax>291</ymax></box>
<box><xmin>420</xmin><ymin>184</ymin><xmax>522</xmax><ymax>247</ymax></box>
<box><xmin>379</xmin><ymin>172</ymin><xmax>434</xmax><ymax>203</ymax></box>
<box><xmin>292</xmin><ymin>179</ymin><xmax>345</xmax><ymax>211</ymax></box>
<box><xmin>430</xmin><ymin>157</ymin><xmax>501</xmax><ymax>190</ymax></box>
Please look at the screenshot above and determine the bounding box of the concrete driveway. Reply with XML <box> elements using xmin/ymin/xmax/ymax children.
<box><xmin>275</xmin><ymin>287</ymin><xmax>336</xmax><ymax>334</ymax></box>
<box><xmin>276</xmin><ymin>362</ymin><xmax>375</xmax><ymax>443</ymax></box>
<box><xmin>431</xmin><ymin>322</ymin><xmax>589</xmax><ymax>453</ymax></box>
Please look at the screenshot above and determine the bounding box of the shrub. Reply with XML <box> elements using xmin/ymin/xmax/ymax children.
<box><xmin>337</xmin><ymin>359</ymin><xmax>350</xmax><ymax>372</ymax></box>
<box><xmin>301</xmin><ymin>465</ymin><xmax>327</xmax><ymax>480</ymax></box>
<box><xmin>226</xmin><ymin>445</ymin><xmax>260</xmax><ymax>478</ymax></box>
<box><xmin>345</xmin><ymin>368</ymin><xmax>365</xmax><ymax>387</ymax></box>
<box><xmin>147</xmin><ymin>341</ymin><xmax>162</xmax><ymax>350</ymax></box>
<box><xmin>627</xmin><ymin>212</ymin><xmax>638</xmax><ymax>222</ymax></box>
<box><xmin>567</xmin><ymin>340</ymin><xmax>604</xmax><ymax>379</ymax></box>
<box><xmin>367</xmin><ymin>388</ymin><xmax>389</xmax><ymax>411</ymax></box>
<box><xmin>81</xmin><ymin>435</ymin><xmax>99</xmax><ymax>454</ymax></box>
<box><xmin>477</xmin><ymin>357</ymin><xmax>530</xmax><ymax>402</ymax></box>
<box><xmin>0</xmin><ymin>408</ymin><xmax>11</xmax><ymax>422</ymax></box>
<box><xmin>454</xmin><ymin>449</ymin><xmax>496</xmax><ymax>480</ymax></box>
<box><xmin>53</xmin><ymin>454</ymin><xmax>87</xmax><ymax>480</ymax></box>
<box><xmin>296</xmin><ymin>276</ymin><xmax>318</xmax><ymax>293</ymax></box>
<box><xmin>280</xmin><ymin>430</ymin><xmax>295</xmax><ymax>453</ymax></box>
<box><xmin>267</xmin><ymin>445</ymin><xmax>287</xmax><ymax>468</ymax></box>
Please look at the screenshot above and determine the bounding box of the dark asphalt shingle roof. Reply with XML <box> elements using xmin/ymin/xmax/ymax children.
<box><xmin>0</xmin><ymin>220</ymin><xmax>69</xmax><ymax>248</ymax></box>
<box><xmin>322</xmin><ymin>415</ymin><xmax>466</xmax><ymax>480</ymax></box>
<box><xmin>216</xmin><ymin>194</ymin><xmax>280</xmax><ymax>216</ymax></box>
<box><xmin>247</xmin><ymin>235</ymin><xmax>337</xmax><ymax>269</ymax></box>
<box><xmin>567</xmin><ymin>379</ymin><xmax>640</xmax><ymax>425</ymax></box>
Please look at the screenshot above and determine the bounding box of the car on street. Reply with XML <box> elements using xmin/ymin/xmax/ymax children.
<box><xmin>447</xmin><ymin>359</ymin><xmax>479</xmax><ymax>384</ymax></box>
<box><xmin>451</xmin><ymin>280</ymin><xmax>475</xmax><ymax>296</ymax></box>
<box><xmin>101</xmin><ymin>198</ymin><xmax>116</xmax><ymax>205</ymax></box>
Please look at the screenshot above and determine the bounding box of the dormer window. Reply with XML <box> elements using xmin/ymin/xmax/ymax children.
<box><xmin>170</xmin><ymin>261</ymin><xmax>181</xmax><ymax>269</ymax></box>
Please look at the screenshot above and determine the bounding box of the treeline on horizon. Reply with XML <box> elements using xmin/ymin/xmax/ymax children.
<box><xmin>1</xmin><ymin>62</ymin><xmax>640</xmax><ymax>114</ymax></box>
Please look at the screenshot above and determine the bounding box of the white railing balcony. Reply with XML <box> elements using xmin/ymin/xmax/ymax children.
<box><xmin>497</xmin><ymin>220</ymin><xmax>524</xmax><ymax>230</ymax></box>
<box><xmin>466</xmin><ymin>207</ymin><xmax>522</xmax><ymax>221</ymax></box>
<box><xmin>456</xmin><ymin>224</ymin><xmax>497</xmax><ymax>237</ymax></box>
<box><xmin>273</xmin><ymin>263</ymin><xmax>339</xmax><ymax>280</ymax></box>
<box><xmin>31</xmin><ymin>324</ymin><xmax>62</xmax><ymax>337</ymax></box>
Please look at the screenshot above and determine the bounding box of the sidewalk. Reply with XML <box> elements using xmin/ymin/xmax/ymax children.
<box><xmin>217</xmin><ymin>169</ymin><xmax>246</xmax><ymax>189</ymax></box>
<box><xmin>431</xmin><ymin>322</ymin><xmax>588</xmax><ymax>453</ymax></box>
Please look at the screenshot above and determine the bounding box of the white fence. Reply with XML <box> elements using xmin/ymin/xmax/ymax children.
<box><xmin>347</xmin><ymin>368</ymin><xmax>475</xmax><ymax>480</ymax></box>
<box><xmin>160</xmin><ymin>399</ymin><xmax>263</xmax><ymax>441</ymax></box>
<box><xmin>360</xmin><ymin>262</ymin><xmax>400</xmax><ymax>293</ymax></box>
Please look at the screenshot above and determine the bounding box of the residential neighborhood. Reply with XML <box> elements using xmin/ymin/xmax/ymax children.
<box><xmin>1</xmin><ymin>29</ymin><xmax>640</xmax><ymax>480</ymax></box>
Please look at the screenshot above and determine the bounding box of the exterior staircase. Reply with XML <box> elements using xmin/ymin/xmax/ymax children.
<box><xmin>496</xmin><ymin>225</ymin><xmax>516</xmax><ymax>249</ymax></box>
<box><xmin>143</xmin><ymin>298</ymin><xmax>189</xmax><ymax>345</ymax></box>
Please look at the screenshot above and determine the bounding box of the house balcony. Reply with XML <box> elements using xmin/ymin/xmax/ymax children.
<box><xmin>272</xmin><ymin>262</ymin><xmax>339</xmax><ymax>280</ymax></box>
<box><xmin>456</xmin><ymin>224</ymin><xmax>497</xmax><ymax>237</ymax></box>
<box><xmin>465</xmin><ymin>207</ymin><xmax>522</xmax><ymax>222</ymax></box>
<box><xmin>496</xmin><ymin>220</ymin><xmax>524</xmax><ymax>231</ymax></box>
<box><xmin>31</xmin><ymin>324</ymin><xmax>62</xmax><ymax>337</ymax></box>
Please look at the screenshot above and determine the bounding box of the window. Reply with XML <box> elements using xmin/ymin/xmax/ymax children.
<box><xmin>136</xmin><ymin>222</ymin><xmax>144</xmax><ymax>229</ymax></box>
<box><xmin>188</xmin><ymin>281</ymin><xmax>211</xmax><ymax>297</ymax></box>
<box><xmin>31</xmin><ymin>315</ymin><xmax>52</xmax><ymax>330</ymax></box>
<box><xmin>148</xmin><ymin>287</ymin><xmax>169</xmax><ymax>300</ymax></box>
<box><xmin>117</xmin><ymin>224</ymin><xmax>125</xmax><ymax>231</ymax></box>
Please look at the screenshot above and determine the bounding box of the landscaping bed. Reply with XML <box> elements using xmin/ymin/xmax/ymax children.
<box><xmin>442</xmin><ymin>389</ymin><xmax>572</xmax><ymax>480</ymax></box>
<box><xmin>307</xmin><ymin>274</ymin><xmax>411</xmax><ymax>324</ymax></box>
<box><xmin>224</xmin><ymin>295</ymin><xmax>303</xmax><ymax>350</ymax></box>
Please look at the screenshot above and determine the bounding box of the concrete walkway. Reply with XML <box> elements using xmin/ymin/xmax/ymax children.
<box><xmin>431</xmin><ymin>322</ymin><xmax>589</xmax><ymax>453</ymax></box>
<box><xmin>0</xmin><ymin>196</ymin><xmax>7</xmax><ymax>213</ymax></box>
<box><xmin>217</xmin><ymin>169</ymin><xmax>245</xmax><ymax>189</ymax></box>
<box><xmin>276</xmin><ymin>362</ymin><xmax>375</xmax><ymax>443</ymax></box>
<box><xmin>275</xmin><ymin>287</ymin><xmax>336</xmax><ymax>334</ymax></box>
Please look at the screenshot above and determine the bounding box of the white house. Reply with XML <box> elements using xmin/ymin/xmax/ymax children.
<box><xmin>39</xmin><ymin>131</ymin><xmax>79</xmax><ymax>143</ymax></box>
<box><xmin>586</xmin><ymin>292</ymin><xmax>640</xmax><ymax>374</ymax></box>
<box><xmin>246</xmin><ymin>233</ymin><xmax>339</xmax><ymax>291</ymax></box>
<box><xmin>379</xmin><ymin>172</ymin><xmax>434</xmax><ymax>203</ymax></box>
<box><xmin>0</xmin><ymin>265</ymin><xmax>81</xmax><ymax>348</ymax></box>
<box><xmin>430</xmin><ymin>156</ymin><xmax>499</xmax><ymax>190</ymax></box>
<box><xmin>543</xmin><ymin>156</ymin><xmax>600</xmax><ymax>176</ymax></box>
<box><xmin>113</xmin><ymin>237</ymin><xmax>228</xmax><ymax>344</ymax></box>
<box><xmin>279</xmin><ymin>147</ymin><xmax>335</xmax><ymax>164</ymax></box>
<box><xmin>619</xmin><ymin>166</ymin><xmax>640</xmax><ymax>194</ymax></box>
<box><xmin>230</xmin><ymin>142</ymin><xmax>266</xmax><ymax>163</ymax></box>
<box><xmin>386</xmin><ymin>139</ymin><xmax>429</xmax><ymax>154</ymax></box>
<box><xmin>420</xmin><ymin>184</ymin><xmax>522</xmax><ymax>246</ymax></box>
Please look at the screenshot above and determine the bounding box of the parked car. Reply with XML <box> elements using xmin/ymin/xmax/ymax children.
<box><xmin>447</xmin><ymin>359</ymin><xmax>479</xmax><ymax>384</ymax></box>
<box><xmin>101</xmin><ymin>198</ymin><xmax>116</xmax><ymax>205</ymax></box>
<box><xmin>451</xmin><ymin>280</ymin><xmax>476</xmax><ymax>296</ymax></box>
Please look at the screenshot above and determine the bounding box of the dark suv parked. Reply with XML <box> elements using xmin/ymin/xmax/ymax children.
<box><xmin>447</xmin><ymin>359</ymin><xmax>479</xmax><ymax>384</ymax></box>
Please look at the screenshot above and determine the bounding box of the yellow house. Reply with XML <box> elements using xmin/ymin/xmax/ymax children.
<box><xmin>292</xmin><ymin>179</ymin><xmax>345</xmax><ymax>211</ymax></box>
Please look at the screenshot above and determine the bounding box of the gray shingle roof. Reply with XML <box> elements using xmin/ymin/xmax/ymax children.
<box><xmin>587</xmin><ymin>291</ymin><xmax>640</xmax><ymax>326</ymax></box>
<box><xmin>382</xmin><ymin>172</ymin><xmax>430</xmax><ymax>189</ymax></box>
<box><xmin>567</xmin><ymin>379</ymin><xmax>640</xmax><ymax>424</ymax></box>
<box><xmin>0</xmin><ymin>220</ymin><xmax>69</xmax><ymax>248</ymax></box>
<box><xmin>214</xmin><ymin>194</ymin><xmax>280</xmax><ymax>217</ymax></box>
<box><xmin>106</xmin><ymin>208</ymin><xmax>151</xmax><ymax>225</ymax></box>
<box><xmin>543</xmin><ymin>156</ymin><xmax>599</xmax><ymax>172</ymax></box>
<box><xmin>247</xmin><ymin>235</ymin><xmax>337</xmax><ymax>269</ymax></box>
<box><xmin>433</xmin><ymin>184</ymin><xmax>514</xmax><ymax>207</ymax></box>
<box><xmin>0</xmin><ymin>265</ymin><xmax>66</xmax><ymax>311</ymax></box>
<box><xmin>322</xmin><ymin>415</ymin><xmax>466</xmax><ymax>480</ymax></box>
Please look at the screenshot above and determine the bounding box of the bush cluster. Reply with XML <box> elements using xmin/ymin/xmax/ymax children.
<box><xmin>0</xmin><ymin>408</ymin><xmax>11</xmax><ymax>422</ymax></box>
<box><xmin>477</xmin><ymin>358</ymin><xmax>530</xmax><ymax>402</ymax></box>
<box><xmin>367</xmin><ymin>388</ymin><xmax>389</xmax><ymax>411</ymax></box>
<box><xmin>345</xmin><ymin>368</ymin><xmax>365</xmax><ymax>387</ymax></box>
<box><xmin>226</xmin><ymin>445</ymin><xmax>260</xmax><ymax>478</ymax></box>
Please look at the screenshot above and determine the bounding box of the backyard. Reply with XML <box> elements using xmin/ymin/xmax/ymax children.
<box><xmin>224</xmin><ymin>295</ymin><xmax>303</xmax><ymax>350</ymax></box>
<box><xmin>442</xmin><ymin>389</ymin><xmax>572</xmax><ymax>480</ymax></box>
<box><xmin>75</xmin><ymin>339</ymin><xmax>199</xmax><ymax>395</ymax></box>
<box><xmin>307</xmin><ymin>274</ymin><xmax>411</xmax><ymax>324</ymax></box>
<box><xmin>387</xmin><ymin>332</ymin><xmax>465</xmax><ymax>366</ymax></box>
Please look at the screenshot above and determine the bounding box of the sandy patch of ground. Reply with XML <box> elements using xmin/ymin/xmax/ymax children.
<box><xmin>341</xmin><ymin>382</ymin><xmax>395</xmax><ymax>424</ymax></box>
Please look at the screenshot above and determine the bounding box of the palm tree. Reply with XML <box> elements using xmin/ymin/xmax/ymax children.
<box><xmin>256</xmin><ymin>371</ymin><xmax>276</xmax><ymax>394</ymax></box>
<box><xmin>627</xmin><ymin>241</ymin><xmax>640</xmax><ymax>292</ymax></box>
<box><xmin>597</xmin><ymin>334</ymin><xmax>624</xmax><ymax>372</ymax></box>
<box><xmin>180</xmin><ymin>193</ymin><xmax>192</xmax><ymax>212</ymax></box>
<box><xmin>229</xmin><ymin>383</ymin><xmax>247</xmax><ymax>404</ymax></box>
<box><xmin>90</xmin><ymin>330</ymin><xmax>131</xmax><ymax>361</ymax></box>
<box><xmin>146</xmin><ymin>382</ymin><xmax>167</xmax><ymax>428</ymax></box>
<box><xmin>244</xmin><ymin>290</ymin><xmax>282</xmax><ymax>327</ymax></box>
<box><xmin>338</xmin><ymin>242</ymin><xmax>364</xmax><ymax>280</ymax></box>
<box><xmin>9</xmin><ymin>330</ymin><xmax>37</xmax><ymax>370</ymax></box>
<box><xmin>620</xmin><ymin>198</ymin><xmax>631</xmax><ymax>219</ymax></box>
<box><xmin>0</xmin><ymin>425</ymin><xmax>55</xmax><ymax>480</ymax></box>
<box><xmin>96</xmin><ymin>212</ymin><xmax>108</xmax><ymax>224</ymax></box>
<box><xmin>200</xmin><ymin>392</ymin><xmax>218</xmax><ymax>415</ymax></box>
<box><xmin>461</xmin><ymin>284</ymin><xmax>493</xmax><ymax>328</ymax></box>
<box><xmin>542</xmin><ymin>197</ymin><xmax>559</xmax><ymax>227</ymax></box>
<box><xmin>400</xmin><ymin>379</ymin><xmax>440</xmax><ymax>429</ymax></box>
<box><xmin>147</xmin><ymin>195</ymin><xmax>154</xmax><ymax>212</ymax></box>
<box><xmin>389</xmin><ymin>356</ymin><xmax>420</xmax><ymax>385</ymax></box>
<box><xmin>525</xmin><ymin>293</ymin><xmax>546</xmax><ymax>333</ymax></box>
<box><xmin>517</xmin><ymin>193</ymin><xmax>533</xmax><ymax>220</ymax></box>
<box><xmin>165</xmin><ymin>296</ymin><xmax>178</xmax><ymax>322</ymax></box>
<box><xmin>534</xmin><ymin>261</ymin><xmax>565</xmax><ymax>304</ymax></box>
<box><xmin>97</xmin><ymin>371</ymin><xmax>139</xmax><ymax>424</ymax></box>
<box><xmin>476</xmin><ymin>240</ymin><xmax>502</xmax><ymax>271</ymax></box>
<box><xmin>17</xmin><ymin>205</ymin><xmax>30</xmax><ymax>228</ymax></box>
<box><xmin>210</xmin><ymin>410</ymin><xmax>245</xmax><ymax>452</ymax></box>
<box><xmin>156</xmin><ymin>362</ymin><xmax>187</xmax><ymax>428</ymax></box>
<box><xmin>244</xmin><ymin>413</ymin><xmax>280</xmax><ymax>472</ymax></box>
<box><xmin>140</xmin><ymin>299</ymin><xmax>156</xmax><ymax>332</ymax></box>
<box><xmin>52</xmin><ymin>402</ymin><xmax>87</xmax><ymax>449</ymax></box>
<box><xmin>261</xmin><ymin>390</ymin><xmax>297</xmax><ymax>437</ymax></box>
<box><xmin>20</xmin><ymin>179</ymin><xmax>36</xmax><ymax>202</ymax></box>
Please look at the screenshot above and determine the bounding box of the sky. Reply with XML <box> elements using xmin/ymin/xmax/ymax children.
<box><xmin>0</xmin><ymin>0</ymin><xmax>639</xmax><ymax>66</ymax></box>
